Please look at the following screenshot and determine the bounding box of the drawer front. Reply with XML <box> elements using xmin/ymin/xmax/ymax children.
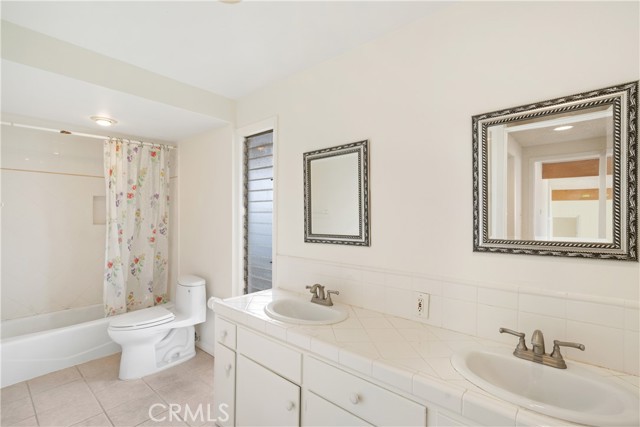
<box><xmin>303</xmin><ymin>392</ymin><xmax>372</xmax><ymax>427</ymax></box>
<box><xmin>215</xmin><ymin>316</ymin><xmax>237</xmax><ymax>349</ymax></box>
<box><xmin>237</xmin><ymin>327</ymin><xmax>302</xmax><ymax>383</ymax></box>
<box><xmin>212</xmin><ymin>344</ymin><xmax>235</xmax><ymax>426</ymax></box>
<box><xmin>305</xmin><ymin>357</ymin><xmax>426</xmax><ymax>427</ymax></box>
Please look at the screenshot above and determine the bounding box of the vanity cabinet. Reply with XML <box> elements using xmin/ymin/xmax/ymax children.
<box><xmin>213</xmin><ymin>315</ymin><xmax>428</xmax><ymax>427</ymax></box>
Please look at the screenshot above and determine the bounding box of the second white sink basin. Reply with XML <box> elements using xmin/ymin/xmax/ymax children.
<box><xmin>264</xmin><ymin>298</ymin><xmax>348</xmax><ymax>325</ymax></box>
<box><xmin>452</xmin><ymin>348</ymin><xmax>639</xmax><ymax>426</ymax></box>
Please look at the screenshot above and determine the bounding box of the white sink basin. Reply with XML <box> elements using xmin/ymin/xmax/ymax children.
<box><xmin>452</xmin><ymin>348</ymin><xmax>639</xmax><ymax>426</ymax></box>
<box><xmin>264</xmin><ymin>298</ymin><xmax>348</xmax><ymax>325</ymax></box>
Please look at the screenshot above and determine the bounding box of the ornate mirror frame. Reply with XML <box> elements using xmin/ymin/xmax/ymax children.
<box><xmin>472</xmin><ymin>82</ymin><xmax>638</xmax><ymax>260</ymax></box>
<box><xmin>304</xmin><ymin>140</ymin><xmax>370</xmax><ymax>246</ymax></box>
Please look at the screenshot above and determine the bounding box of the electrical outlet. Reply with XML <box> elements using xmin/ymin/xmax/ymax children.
<box><xmin>415</xmin><ymin>292</ymin><xmax>429</xmax><ymax>318</ymax></box>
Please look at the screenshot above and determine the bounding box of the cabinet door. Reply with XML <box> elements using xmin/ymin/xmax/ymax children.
<box><xmin>236</xmin><ymin>355</ymin><xmax>300</xmax><ymax>427</ymax></box>
<box><xmin>213</xmin><ymin>344</ymin><xmax>236</xmax><ymax>427</ymax></box>
<box><xmin>303</xmin><ymin>392</ymin><xmax>372</xmax><ymax>427</ymax></box>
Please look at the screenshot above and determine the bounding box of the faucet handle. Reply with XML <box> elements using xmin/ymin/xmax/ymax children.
<box><xmin>306</xmin><ymin>284</ymin><xmax>325</xmax><ymax>299</ymax></box>
<box><xmin>550</xmin><ymin>340</ymin><xmax>585</xmax><ymax>359</ymax></box>
<box><xmin>325</xmin><ymin>290</ymin><xmax>339</xmax><ymax>306</ymax></box>
<box><xmin>499</xmin><ymin>327</ymin><xmax>528</xmax><ymax>352</ymax></box>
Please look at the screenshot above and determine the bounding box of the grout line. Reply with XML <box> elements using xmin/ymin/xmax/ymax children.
<box><xmin>0</xmin><ymin>167</ymin><xmax>104</xmax><ymax>179</ymax></box>
<box><xmin>24</xmin><ymin>380</ymin><xmax>40</xmax><ymax>426</ymax></box>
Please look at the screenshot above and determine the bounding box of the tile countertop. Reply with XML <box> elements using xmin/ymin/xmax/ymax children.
<box><xmin>210</xmin><ymin>289</ymin><xmax>640</xmax><ymax>427</ymax></box>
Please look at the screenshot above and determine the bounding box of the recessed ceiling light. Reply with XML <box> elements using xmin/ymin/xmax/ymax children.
<box><xmin>553</xmin><ymin>125</ymin><xmax>573</xmax><ymax>131</ymax></box>
<box><xmin>90</xmin><ymin>116</ymin><xmax>117</xmax><ymax>127</ymax></box>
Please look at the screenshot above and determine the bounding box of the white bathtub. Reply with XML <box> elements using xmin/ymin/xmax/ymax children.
<box><xmin>1</xmin><ymin>304</ymin><xmax>119</xmax><ymax>387</ymax></box>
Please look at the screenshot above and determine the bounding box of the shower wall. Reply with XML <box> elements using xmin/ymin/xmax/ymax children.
<box><xmin>1</xmin><ymin>124</ymin><xmax>179</xmax><ymax>321</ymax></box>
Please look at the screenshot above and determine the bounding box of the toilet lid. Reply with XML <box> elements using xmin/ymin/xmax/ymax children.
<box><xmin>109</xmin><ymin>306</ymin><xmax>175</xmax><ymax>330</ymax></box>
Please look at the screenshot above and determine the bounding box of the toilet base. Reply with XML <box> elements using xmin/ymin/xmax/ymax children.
<box><xmin>118</xmin><ymin>325</ymin><xmax>196</xmax><ymax>380</ymax></box>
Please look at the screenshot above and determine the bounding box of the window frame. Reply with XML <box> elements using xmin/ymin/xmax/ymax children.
<box><xmin>234</xmin><ymin>118</ymin><xmax>278</xmax><ymax>296</ymax></box>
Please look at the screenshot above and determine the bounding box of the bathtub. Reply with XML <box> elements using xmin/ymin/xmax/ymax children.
<box><xmin>1</xmin><ymin>304</ymin><xmax>119</xmax><ymax>387</ymax></box>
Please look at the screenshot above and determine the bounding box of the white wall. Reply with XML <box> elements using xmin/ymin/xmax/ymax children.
<box><xmin>1</xmin><ymin>124</ymin><xmax>180</xmax><ymax>321</ymax></box>
<box><xmin>232</xmin><ymin>2</ymin><xmax>639</xmax><ymax>372</ymax></box>
<box><xmin>237</xmin><ymin>1</ymin><xmax>639</xmax><ymax>299</ymax></box>
<box><xmin>178</xmin><ymin>124</ymin><xmax>234</xmax><ymax>353</ymax></box>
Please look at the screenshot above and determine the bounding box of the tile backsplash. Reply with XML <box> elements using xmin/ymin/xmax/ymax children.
<box><xmin>276</xmin><ymin>255</ymin><xmax>639</xmax><ymax>375</ymax></box>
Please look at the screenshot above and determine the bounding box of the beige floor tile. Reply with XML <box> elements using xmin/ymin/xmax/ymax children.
<box><xmin>85</xmin><ymin>369</ymin><xmax>121</xmax><ymax>394</ymax></box>
<box><xmin>70</xmin><ymin>412</ymin><xmax>114</xmax><ymax>427</ymax></box>
<box><xmin>0</xmin><ymin>396</ymin><xmax>36</xmax><ymax>426</ymax></box>
<box><xmin>37</xmin><ymin>399</ymin><xmax>103</xmax><ymax>427</ymax></box>
<box><xmin>155</xmin><ymin>380</ymin><xmax>210</xmax><ymax>408</ymax></box>
<box><xmin>0</xmin><ymin>381</ymin><xmax>30</xmax><ymax>404</ymax></box>
<box><xmin>32</xmin><ymin>380</ymin><xmax>96</xmax><ymax>414</ymax></box>
<box><xmin>135</xmin><ymin>411</ymin><xmax>187</xmax><ymax>427</ymax></box>
<box><xmin>28</xmin><ymin>367</ymin><xmax>82</xmax><ymax>395</ymax></box>
<box><xmin>1</xmin><ymin>350</ymin><xmax>214</xmax><ymax>427</ymax></box>
<box><xmin>93</xmin><ymin>379</ymin><xmax>156</xmax><ymax>411</ymax></box>
<box><xmin>188</xmin><ymin>352</ymin><xmax>214</xmax><ymax>388</ymax></box>
<box><xmin>78</xmin><ymin>353</ymin><xmax>121</xmax><ymax>379</ymax></box>
<box><xmin>105</xmin><ymin>393</ymin><xmax>167</xmax><ymax>427</ymax></box>
<box><xmin>173</xmin><ymin>392</ymin><xmax>215</xmax><ymax>427</ymax></box>
<box><xmin>142</xmin><ymin>366</ymin><xmax>201</xmax><ymax>392</ymax></box>
<box><xmin>11</xmin><ymin>415</ymin><xmax>39</xmax><ymax>426</ymax></box>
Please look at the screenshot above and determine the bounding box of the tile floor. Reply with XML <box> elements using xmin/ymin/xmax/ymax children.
<box><xmin>0</xmin><ymin>349</ymin><xmax>215</xmax><ymax>427</ymax></box>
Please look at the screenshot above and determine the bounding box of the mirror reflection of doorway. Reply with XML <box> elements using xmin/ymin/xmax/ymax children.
<box><xmin>537</xmin><ymin>156</ymin><xmax>612</xmax><ymax>241</ymax></box>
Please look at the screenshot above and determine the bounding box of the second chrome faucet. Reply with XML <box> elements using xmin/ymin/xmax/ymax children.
<box><xmin>305</xmin><ymin>284</ymin><xmax>339</xmax><ymax>306</ymax></box>
<box><xmin>499</xmin><ymin>327</ymin><xmax>585</xmax><ymax>369</ymax></box>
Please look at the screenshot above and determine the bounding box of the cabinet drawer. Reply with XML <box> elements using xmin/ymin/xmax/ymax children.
<box><xmin>215</xmin><ymin>317</ymin><xmax>237</xmax><ymax>349</ymax></box>
<box><xmin>303</xmin><ymin>392</ymin><xmax>372</xmax><ymax>427</ymax></box>
<box><xmin>305</xmin><ymin>357</ymin><xmax>426</xmax><ymax>427</ymax></box>
<box><xmin>237</xmin><ymin>327</ymin><xmax>302</xmax><ymax>383</ymax></box>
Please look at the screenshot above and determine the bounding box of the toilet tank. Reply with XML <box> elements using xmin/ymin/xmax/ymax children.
<box><xmin>175</xmin><ymin>275</ymin><xmax>207</xmax><ymax>323</ymax></box>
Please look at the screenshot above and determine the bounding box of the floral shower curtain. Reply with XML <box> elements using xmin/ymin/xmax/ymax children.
<box><xmin>103</xmin><ymin>138</ymin><xmax>171</xmax><ymax>316</ymax></box>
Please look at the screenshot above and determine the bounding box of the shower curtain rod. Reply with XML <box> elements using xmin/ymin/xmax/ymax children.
<box><xmin>1</xmin><ymin>121</ymin><xmax>177</xmax><ymax>149</ymax></box>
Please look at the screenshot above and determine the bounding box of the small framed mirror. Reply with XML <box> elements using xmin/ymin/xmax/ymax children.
<box><xmin>304</xmin><ymin>140</ymin><xmax>370</xmax><ymax>246</ymax></box>
<box><xmin>473</xmin><ymin>82</ymin><xmax>638</xmax><ymax>260</ymax></box>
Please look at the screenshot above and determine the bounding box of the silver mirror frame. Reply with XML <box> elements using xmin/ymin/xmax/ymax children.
<box><xmin>473</xmin><ymin>82</ymin><xmax>638</xmax><ymax>261</ymax></box>
<box><xmin>304</xmin><ymin>140</ymin><xmax>370</xmax><ymax>246</ymax></box>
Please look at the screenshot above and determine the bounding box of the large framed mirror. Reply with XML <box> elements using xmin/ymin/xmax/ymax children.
<box><xmin>473</xmin><ymin>81</ymin><xmax>638</xmax><ymax>260</ymax></box>
<box><xmin>304</xmin><ymin>140</ymin><xmax>370</xmax><ymax>246</ymax></box>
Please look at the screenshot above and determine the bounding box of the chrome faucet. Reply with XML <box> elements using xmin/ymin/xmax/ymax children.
<box><xmin>499</xmin><ymin>328</ymin><xmax>585</xmax><ymax>369</ymax></box>
<box><xmin>305</xmin><ymin>284</ymin><xmax>339</xmax><ymax>306</ymax></box>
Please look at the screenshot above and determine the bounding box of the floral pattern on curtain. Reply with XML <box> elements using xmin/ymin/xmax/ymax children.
<box><xmin>103</xmin><ymin>138</ymin><xmax>171</xmax><ymax>316</ymax></box>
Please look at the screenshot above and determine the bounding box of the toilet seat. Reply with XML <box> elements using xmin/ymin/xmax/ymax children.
<box><xmin>109</xmin><ymin>306</ymin><xmax>175</xmax><ymax>331</ymax></box>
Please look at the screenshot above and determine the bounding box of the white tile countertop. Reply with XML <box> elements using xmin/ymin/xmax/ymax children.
<box><xmin>211</xmin><ymin>289</ymin><xmax>639</xmax><ymax>426</ymax></box>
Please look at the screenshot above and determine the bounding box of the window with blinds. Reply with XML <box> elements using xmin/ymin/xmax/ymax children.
<box><xmin>244</xmin><ymin>131</ymin><xmax>273</xmax><ymax>294</ymax></box>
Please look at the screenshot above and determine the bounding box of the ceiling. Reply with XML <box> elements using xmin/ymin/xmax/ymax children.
<box><xmin>1</xmin><ymin>1</ymin><xmax>445</xmax><ymax>143</ymax></box>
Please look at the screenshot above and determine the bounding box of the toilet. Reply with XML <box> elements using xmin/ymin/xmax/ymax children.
<box><xmin>108</xmin><ymin>275</ymin><xmax>207</xmax><ymax>380</ymax></box>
